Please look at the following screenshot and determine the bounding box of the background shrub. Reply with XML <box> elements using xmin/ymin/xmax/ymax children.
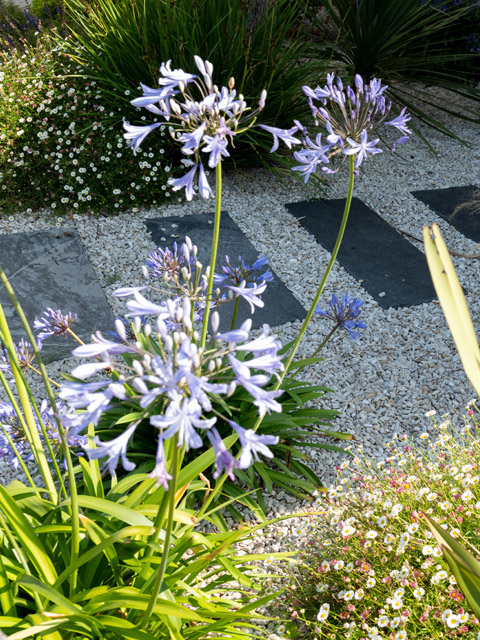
<box><xmin>0</xmin><ymin>30</ymin><xmax>177</xmax><ymax>217</ymax></box>
<box><xmin>60</xmin><ymin>0</ymin><xmax>325</xmax><ymax>169</ymax></box>
<box><xmin>320</xmin><ymin>0</ymin><xmax>480</xmax><ymax>143</ymax></box>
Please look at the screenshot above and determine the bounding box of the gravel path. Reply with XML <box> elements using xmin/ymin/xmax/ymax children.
<box><xmin>1</xmin><ymin>93</ymin><xmax>480</xmax><ymax>503</ymax></box>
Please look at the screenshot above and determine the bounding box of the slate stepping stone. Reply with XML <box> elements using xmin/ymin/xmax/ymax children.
<box><xmin>0</xmin><ymin>228</ymin><xmax>115</xmax><ymax>362</ymax></box>
<box><xmin>286</xmin><ymin>198</ymin><xmax>437</xmax><ymax>309</ymax></box>
<box><xmin>145</xmin><ymin>213</ymin><xmax>306</xmax><ymax>330</ymax></box>
<box><xmin>412</xmin><ymin>185</ymin><xmax>480</xmax><ymax>243</ymax></box>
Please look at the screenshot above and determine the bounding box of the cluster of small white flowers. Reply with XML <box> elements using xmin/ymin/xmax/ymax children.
<box><xmin>1</xmin><ymin>38</ymin><xmax>174</xmax><ymax>215</ymax></box>
<box><xmin>275</xmin><ymin>408</ymin><xmax>480</xmax><ymax>639</ymax></box>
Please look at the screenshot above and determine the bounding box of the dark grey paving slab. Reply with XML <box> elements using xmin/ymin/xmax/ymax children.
<box><xmin>412</xmin><ymin>185</ymin><xmax>480</xmax><ymax>242</ymax></box>
<box><xmin>145</xmin><ymin>213</ymin><xmax>306</xmax><ymax>330</ymax></box>
<box><xmin>286</xmin><ymin>198</ymin><xmax>437</xmax><ymax>309</ymax></box>
<box><xmin>0</xmin><ymin>228</ymin><xmax>115</xmax><ymax>362</ymax></box>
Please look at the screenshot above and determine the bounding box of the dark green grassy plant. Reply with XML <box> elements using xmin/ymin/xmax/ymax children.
<box><xmin>60</xmin><ymin>0</ymin><xmax>325</xmax><ymax>169</ymax></box>
<box><xmin>321</xmin><ymin>0</ymin><xmax>480</xmax><ymax>144</ymax></box>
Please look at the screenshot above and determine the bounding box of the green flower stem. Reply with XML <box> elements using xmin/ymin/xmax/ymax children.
<box><xmin>139</xmin><ymin>435</ymin><xmax>179</xmax><ymax>629</ymax></box>
<box><xmin>230</xmin><ymin>297</ymin><xmax>240</xmax><ymax>331</ymax></box>
<box><xmin>0</xmin><ymin>268</ymin><xmax>80</xmax><ymax>595</ymax></box>
<box><xmin>26</xmin><ymin>363</ymin><xmax>61</xmax><ymax>387</ymax></box>
<box><xmin>200</xmin><ymin>162</ymin><xmax>222</xmax><ymax>350</ymax></box>
<box><xmin>0</xmin><ymin>313</ymin><xmax>56</xmax><ymax>501</ymax></box>
<box><xmin>285</xmin><ymin>324</ymin><xmax>340</xmax><ymax>383</ymax></box>
<box><xmin>277</xmin><ymin>154</ymin><xmax>356</xmax><ymax>382</ymax></box>
<box><xmin>196</xmin><ymin>156</ymin><xmax>356</xmax><ymax>520</ymax></box>
<box><xmin>67</xmin><ymin>327</ymin><xmax>85</xmax><ymax>346</ymax></box>
<box><xmin>311</xmin><ymin>324</ymin><xmax>340</xmax><ymax>358</ymax></box>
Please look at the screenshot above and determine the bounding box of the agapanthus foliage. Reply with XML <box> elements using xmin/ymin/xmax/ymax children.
<box><xmin>123</xmin><ymin>56</ymin><xmax>267</xmax><ymax>199</ymax></box>
<box><xmin>261</xmin><ymin>74</ymin><xmax>411</xmax><ymax>179</ymax></box>
<box><xmin>315</xmin><ymin>293</ymin><xmax>367</xmax><ymax>340</ymax></box>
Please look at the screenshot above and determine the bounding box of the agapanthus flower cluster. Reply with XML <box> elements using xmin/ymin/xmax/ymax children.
<box><xmin>269</xmin><ymin>407</ymin><xmax>480</xmax><ymax>639</ymax></box>
<box><xmin>260</xmin><ymin>73</ymin><xmax>411</xmax><ymax>180</ymax></box>
<box><xmin>0</xmin><ymin>337</ymin><xmax>40</xmax><ymax>378</ymax></box>
<box><xmin>315</xmin><ymin>293</ymin><xmax>367</xmax><ymax>340</ymax></box>
<box><xmin>34</xmin><ymin>308</ymin><xmax>77</xmax><ymax>341</ymax></box>
<box><xmin>214</xmin><ymin>253</ymin><xmax>273</xmax><ymax>288</ymax></box>
<box><xmin>140</xmin><ymin>237</ymin><xmax>270</xmax><ymax>318</ymax></box>
<box><xmin>0</xmin><ymin>310</ymin><xmax>78</xmax><ymax>380</ymax></box>
<box><xmin>145</xmin><ymin>241</ymin><xmax>196</xmax><ymax>283</ymax></box>
<box><xmin>123</xmin><ymin>55</ymin><xmax>267</xmax><ymax>200</ymax></box>
<box><xmin>0</xmin><ymin>399</ymin><xmax>85</xmax><ymax>470</ymax></box>
<box><xmin>57</xmin><ymin>288</ymin><xmax>283</xmax><ymax>486</ymax></box>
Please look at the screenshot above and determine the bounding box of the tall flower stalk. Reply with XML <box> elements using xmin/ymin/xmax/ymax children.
<box><xmin>200</xmin><ymin>162</ymin><xmax>222</xmax><ymax>350</ymax></box>
<box><xmin>195</xmin><ymin>73</ymin><xmax>411</xmax><ymax>518</ymax></box>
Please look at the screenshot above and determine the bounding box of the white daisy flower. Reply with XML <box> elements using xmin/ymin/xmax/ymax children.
<box><xmin>391</xmin><ymin>504</ymin><xmax>403</xmax><ymax>517</ymax></box>
<box><xmin>446</xmin><ymin>613</ymin><xmax>459</xmax><ymax>629</ymax></box>
<box><xmin>378</xmin><ymin>615</ymin><xmax>389</xmax><ymax>627</ymax></box>
<box><xmin>399</xmin><ymin>532</ymin><xmax>410</xmax><ymax>545</ymax></box>
<box><xmin>389</xmin><ymin>617</ymin><xmax>401</xmax><ymax>629</ymax></box>
<box><xmin>342</xmin><ymin>525</ymin><xmax>356</xmax><ymax>537</ymax></box>
<box><xmin>317</xmin><ymin>608</ymin><xmax>329</xmax><ymax>622</ymax></box>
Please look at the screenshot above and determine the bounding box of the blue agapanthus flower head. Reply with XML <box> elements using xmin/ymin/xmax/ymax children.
<box><xmin>261</xmin><ymin>73</ymin><xmax>411</xmax><ymax>179</ymax></box>
<box><xmin>58</xmin><ymin>293</ymin><xmax>283</xmax><ymax>485</ymax></box>
<box><xmin>213</xmin><ymin>253</ymin><xmax>274</xmax><ymax>288</ymax></box>
<box><xmin>145</xmin><ymin>240</ymin><xmax>195</xmax><ymax>281</ymax></box>
<box><xmin>124</xmin><ymin>55</ymin><xmax>267</xmax><ymax>200</ymax></box>
<box><xmin>34</xmin><ymin>308</ymin><xmax>77</xmax><ymax>341</ymax></box>
<box><xmin>315</xmin><ymin>293</ymin><xmax>367</xmax><ymax>340</ymax></box>
<box><xmin>0</xmin><ymin>337</ymin><xmax>41</xmax><ymax>377</ymax></box>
